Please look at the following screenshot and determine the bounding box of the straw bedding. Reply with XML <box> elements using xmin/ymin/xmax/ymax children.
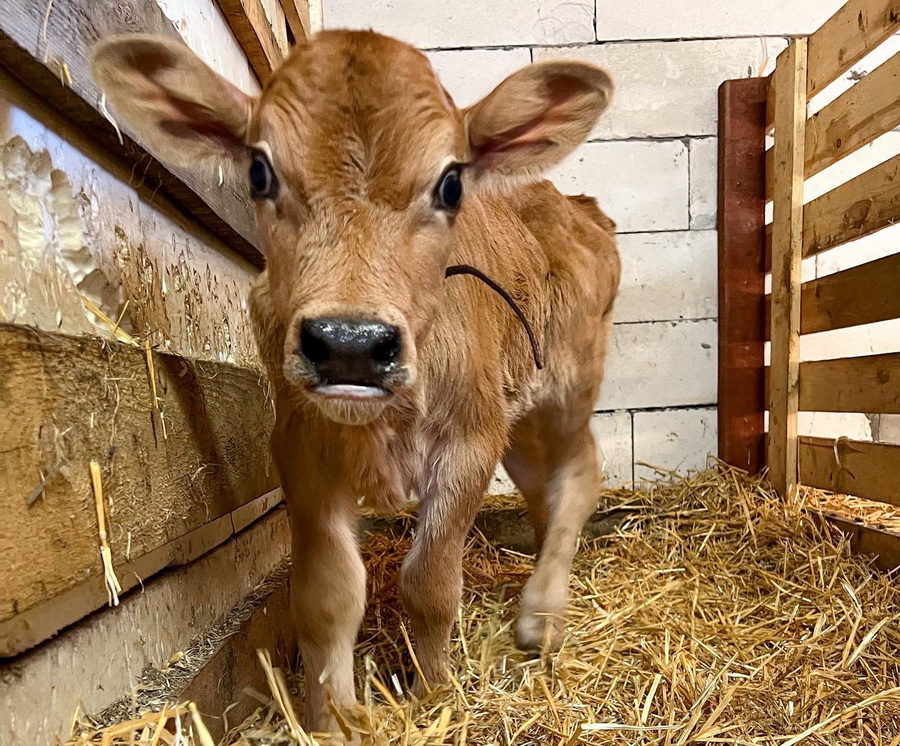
<box><xmin>67</xmin><ymin>467</ymin><xmax>900</xmax><ymax>745</ymax></box>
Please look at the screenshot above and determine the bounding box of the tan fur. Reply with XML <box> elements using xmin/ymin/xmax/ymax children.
<box><xmin>92</xmin><ymin>29</ymin><xmax>620</xmax><ymax>734</ymax></box>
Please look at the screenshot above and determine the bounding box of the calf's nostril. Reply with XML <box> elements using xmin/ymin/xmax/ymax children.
<box><xmin>299</xmin><ymin>320</ymin><xmax>330</xmax><ymax>365</ymax></box>
<box><xmin>372</xmin><ymin>327</ymin><xmax>401</xmax><ymax>365</ymax></box>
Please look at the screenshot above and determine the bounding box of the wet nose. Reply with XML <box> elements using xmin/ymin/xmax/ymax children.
<box><xmin>299</xmin><ymin>318</ymin><xmax>402</xmax><ymax>387</ymax></box>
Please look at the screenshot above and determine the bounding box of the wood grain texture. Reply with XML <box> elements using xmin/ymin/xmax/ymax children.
<box><xmin>763</xmin><ymin>249</ymin><xmax>900</xmax><ymax>338</ymax></box>
<box><xmin>216</xmin><ymin>0</ymin><xmax>287</xmax><ymax>80</ymax></box>
<box><xmin>768</xmin><ymin>40</ymin><xmax>807</xmax><ymax>497</ymax></box>
<box><xmin>716</xmin><ymin>78</ymin><xmax>768</xmax><ymax>474</ymax></box>
<box><xmin>807</xmin><ymin>0</ymin><xmax>900</xmax><ymax>97</ymax></box>
<box><xmin>765</xmin><ymin>50</ymin><xmax>900</xmax><ymax>200</ymax></box>
<box><xmin>800</xmin><ymin>352</ymin><xmax>900</xmax><ymax>414</ymax></box>
<box><xmin>821</xmin><ymin>513</ymin><xmax>900</xmax><ymax>571</ymax></box>
<box><xmin>798</xmin><ymin>252</ymin><xmax>900</xmax><ymax>334</ymax></box>
<box><xmin>0</xmin><ymin>0</ymin><xmax>263</xmax><ymax>268</ymax></box>
<box><xmin>764</xmin><ymin>151</ymin><xmax>900</xmax><ymax>270</ymax></box>
<box><xmin>801</xmin><ymin>436</ymin><xmax>900</xmax><ymax>507</ymax></box>
<box><xmin>765</xmin><ymin>0</ymin><xmax>900</xmax><ymax>131</ymax></box>
<box><xmin>280</xmin><ymin>0</ymin><xmax>311</xmax><ymax>41</ymax></box>
<box><xmin>0</xmin><ymin>323</ymin><xmax>277</xmax><ymax>655</ymax></box>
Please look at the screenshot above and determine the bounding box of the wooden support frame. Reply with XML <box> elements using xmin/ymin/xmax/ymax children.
<box><xmin>716</xmin><ymin>78</ymin><xmax>768</xmax><ymax>474</ymax></box>
<box><xmin>721</xmin><ymin>0</ymin><xmax>900</xmax><ymax>570</ymax></box>
<box><xmin>767</xmin><ymin>39</ymin><xmax>808</xmax><ymax>497</ymax></box>
<box><xmin>0</xmin><ymin>0</ymin><xmax>263</xmax><ymax>268</ymax></box>
<box><xmin>766</xmin><ymin>0</ymin><xmax>900</xmax><ymax>130</ymax></box>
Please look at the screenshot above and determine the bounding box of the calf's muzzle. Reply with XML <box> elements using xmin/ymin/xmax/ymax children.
<box><xmin>299</xmin><ymin>317</ymin><xmax>402</xmax><ymax>395</ymax></box>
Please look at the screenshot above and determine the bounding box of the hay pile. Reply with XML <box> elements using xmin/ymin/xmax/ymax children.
<box><xmin>67</xmin><ymin>468</ymin><xmax>900</xmax><ymax>745</ymax></box>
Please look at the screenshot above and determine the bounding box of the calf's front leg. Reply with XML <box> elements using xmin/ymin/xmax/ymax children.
<box><xmin>287</xmin><ymin>496</ymin><xmax>365</xmax><ymax>732</ymax></box>
<box><xmin>400</xmin><ymin>446</ymin><xmax>494</xmax><ymax>692</ymax></box>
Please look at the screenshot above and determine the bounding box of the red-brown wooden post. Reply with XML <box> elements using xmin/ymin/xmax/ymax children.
<box><xmin>717</xmin><ymin>78</ymin><xmax>768</xmax><ymax>473</ymax></box>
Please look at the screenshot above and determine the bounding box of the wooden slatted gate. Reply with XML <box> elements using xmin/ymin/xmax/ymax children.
<box><xmin>718</xmin><ymin>0</ymin><xmax>900</xmax><ymax>569</ymax></box>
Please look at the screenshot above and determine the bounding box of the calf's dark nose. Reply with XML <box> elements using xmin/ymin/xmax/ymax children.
<box><xmin>299</xmin><ymin>318</ymin><xmax>401</xmax><ymax>387</ymax></box>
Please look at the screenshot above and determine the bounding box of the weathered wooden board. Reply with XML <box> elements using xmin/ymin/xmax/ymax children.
<box><xmin>765</xmin><ymin>0</ymin><xmax>900</xmax><ymax>130</ymax></box>
<box><xmin>0</xmin><ymin>508</ymin><xmax>290</xmax><ymax>745</ymax></box>
<box><xmin>765</xmin><ymin>50</ymin><xmax>900</xmax><ymax>200</ymax></box>
<box><xmin>0</xmin><ymin>0</ymin><xmax>263</xmax><ymax>268</ymax></box>
<box><xmin>280</xmin><ymin>0</ymin><xmax>312</xmax><ymax>41</ymax></box>
<box><xmin>821</xmin><ymin>512</ymin><xmax>900</xmax><ymax>571</ymax></box>
<box><xmin>801</xmin><ymin>436</ymin><xmax>900</xmax><ymax>508</ymax></box>
<box><xmin>716</xmin><ymin>78</ymin><xmax>768</xmax><ymax>474</ymax></box>
<box><xmin>764</xmin><ymin>151</ymin><xmax>900</xmax><ymax>269</ymax></box>
<box><xmin>807</xmin><ymin>0</ymin><xmax>900</xmax><ymax>98</ymax></box>
<box><xmin>0</xmin><ymin>323</ymin><xmax>277</xmax><ymax>656</ymax></box>
<box><xmin>217</xmin><ymin>0</ymin><xmax>287</xmax><ymax>80</ymax></box>
<box><xmin>799</xmin><ymin>352</ymin><xmax>900</xmax><ymax>414</ymax></box>
<box><xmin>768</xmin><ymin>40</ymin><xmax>807</xmax><ymax>497</ymax></box>
<box><xmin>764</xmin><ymin>251</ymin><xmax>900</xmax><ymax>336</ymax></box>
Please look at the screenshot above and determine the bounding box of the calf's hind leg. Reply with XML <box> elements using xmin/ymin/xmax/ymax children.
<box><xmin>504</xmin><ymin>417</ymin><xmax>601</xmax><ymax>651</ymax></box>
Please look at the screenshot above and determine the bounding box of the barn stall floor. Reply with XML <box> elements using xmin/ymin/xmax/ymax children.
<box><xmin>67</xmin><ymin>468</ymin><xmax>900</xmax><ymax>745</ymax></box>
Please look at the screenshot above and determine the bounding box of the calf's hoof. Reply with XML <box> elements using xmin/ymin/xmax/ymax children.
<box><xmin>515</xmin><ymin>611</ymin><xmax>565</xmax><ymax>652</ymax></box>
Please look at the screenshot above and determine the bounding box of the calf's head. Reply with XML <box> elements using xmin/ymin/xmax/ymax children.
<box><xmin>92</xmin><ymin>32</ymin><xmax>612</xmax><ymax>424</ymax></box>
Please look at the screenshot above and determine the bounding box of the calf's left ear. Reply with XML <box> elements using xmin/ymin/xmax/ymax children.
<box><xmin>465</xmin><ymin>61</ymin><xmax>613</xmax><ymax>187</ymax></box>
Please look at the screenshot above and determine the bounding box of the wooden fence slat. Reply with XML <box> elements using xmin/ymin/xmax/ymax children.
<box><xmin>764</xmin><ymin>151</ymin><xmax>900</xmax><ymax>268</ymax></box>
<box><xmin>799</xmin><ymin>352</ymin><xmax>900</xmax><ymax>413</ymax></box>
<box><xmin>807</xmin><ymin>0</ymin><xmax>900</xmax><ymax>98</ymax></box>
<box><xmin>765</xmin><ymin>0</ymin><xmax>900</xmax><ymax>131</ymax></box>
<box><xmin>0</xmin><ymin>324</ymin><xmax>278</xmax><ymax>654</ymax></box>
<box><xmin>717</xmin><ymin>78</ymin><xmax>768</xmax><ymax>474</ymax></box>
<box><xmin>763</xmin><ymin>250</ymin><xmax>900</xmax><ymax>337</ymax></box>
<box><xmin>765</xmin><ymin>50</ymin><xmax>900</xmax><ymax>200</ymax></box>
<box><xmin>820</xmin><ymin>513</ymin><xmax>900</xmax><ymax>571</ymax></box>
<box><xmin>768</xmin><ymin>40</ymin><xmax>808</xmax><ymax>497</ymax></box>
<box><xmin>0</xmin><ymin>493</ymin><xmax>284</xmax><ymax>657</ymax></box>
<box><xmin>0</xmin><ymin>0</ymin><xmax>263</xmax><ymax>269</ymax></box>
<box><xmin>800</xmin><ymin>436</ymin><xmax>900</xmax><ymax>508</ymax></box>
<box><xmin>216</xmin><ymin>0</ymin><xmax>287</xmax><ymax>80</ymax></box>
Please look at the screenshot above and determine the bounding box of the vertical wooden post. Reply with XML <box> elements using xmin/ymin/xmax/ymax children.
<box><xmin>717</xmin><ymin>78</ymin><xmax>768</xmax><ymax>474</ymax></box>
<box><xmin>768</xmin><ymin>39</ymin><xmax>808</xmax><ymax>496</ymax></box>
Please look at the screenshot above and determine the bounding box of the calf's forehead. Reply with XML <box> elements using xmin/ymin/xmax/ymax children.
<box><xmin>252</xmin><ymin>32</ymin><xmax>467</xmax><ymax>207</ymax></box>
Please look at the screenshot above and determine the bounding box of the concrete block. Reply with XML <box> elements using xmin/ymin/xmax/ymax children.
<box><xmin>535</xmin><ymin>38</ymin><xmax>783</xmax><ymax>138</ymax></box>
<box><xmin>690</xmin><ymin>138</ymin><xmax>717</xmax><ymax>230</ymax></box>
<box><xmin>591</xmin><ymin>411</ymin><xmax>634</xmax><ymax>487</ymax></box>
<box><xmin>427</xmin><ymin>48</ymin><xmax>532</xmax><ymax>108</ymax></box>
<box><xmin>798</xmin><ymin>412</ymin><xmax>873</xmax><ymax>441</ymax></box>
<box><xmin>597</xmin><ymin>320</ymin><xmax>717</xmax><ymax>411</ymax></box>
<box><xmin>323</xmin><ymin>0</ymin><xmax>594</xmax><ymax>48</ymax></box>
<box><xmin>615</xmin><ymin>230</ymin><xmax>717</xmax><ymax>323</ymax></box>
<box><xmin>633</xmin><ymin>408</ymin><xmax>717</xmax><ymax>481</ymax></box>
<box><xmin>595</xmin><ymin>0</ymin><xmax>844</xmax><ymax>41</ymax></box>
<box><xmin>550</xmin><ymin>140</ymin><xmax>689</xmax><ymax>233</ymax></box>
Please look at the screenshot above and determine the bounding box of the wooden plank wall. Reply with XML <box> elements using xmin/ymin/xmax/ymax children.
<box><xmin>748</xmin><ymin>0</ymin><xmax>900</xmax><ymax>568</ymax></box>
<box><xmin>0</xmin><ymin>0</ymin><xmax>308</xmax><ymax>658</ymax></box>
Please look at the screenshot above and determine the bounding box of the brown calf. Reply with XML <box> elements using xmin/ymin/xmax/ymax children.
<box><xmin>92</xmin><ymin>30</ymin><xmax>620</xmax><ymax>733</ymax></box>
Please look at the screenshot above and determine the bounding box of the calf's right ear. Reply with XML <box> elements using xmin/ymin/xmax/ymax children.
<box><xmin>91</xmin><ymin>34</ymin><xmax>255</xmax><ymax>168</ymax></box>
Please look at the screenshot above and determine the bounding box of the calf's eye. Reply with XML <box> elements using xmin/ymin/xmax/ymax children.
<box><xmin>434</xmin><ymin>165</ymin><xmax>463</xmax><ymax>212</ymax></box>
<box><xmin>249</xmin><ymin>150</ymin><xmax>278</xmax><ymax>200</ymax></box>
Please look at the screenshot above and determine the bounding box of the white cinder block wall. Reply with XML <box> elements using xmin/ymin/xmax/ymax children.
<box><xmin>321</xmin><ymin>0</ymin><xmax>861</xmax><ymax>488</ymax></box>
